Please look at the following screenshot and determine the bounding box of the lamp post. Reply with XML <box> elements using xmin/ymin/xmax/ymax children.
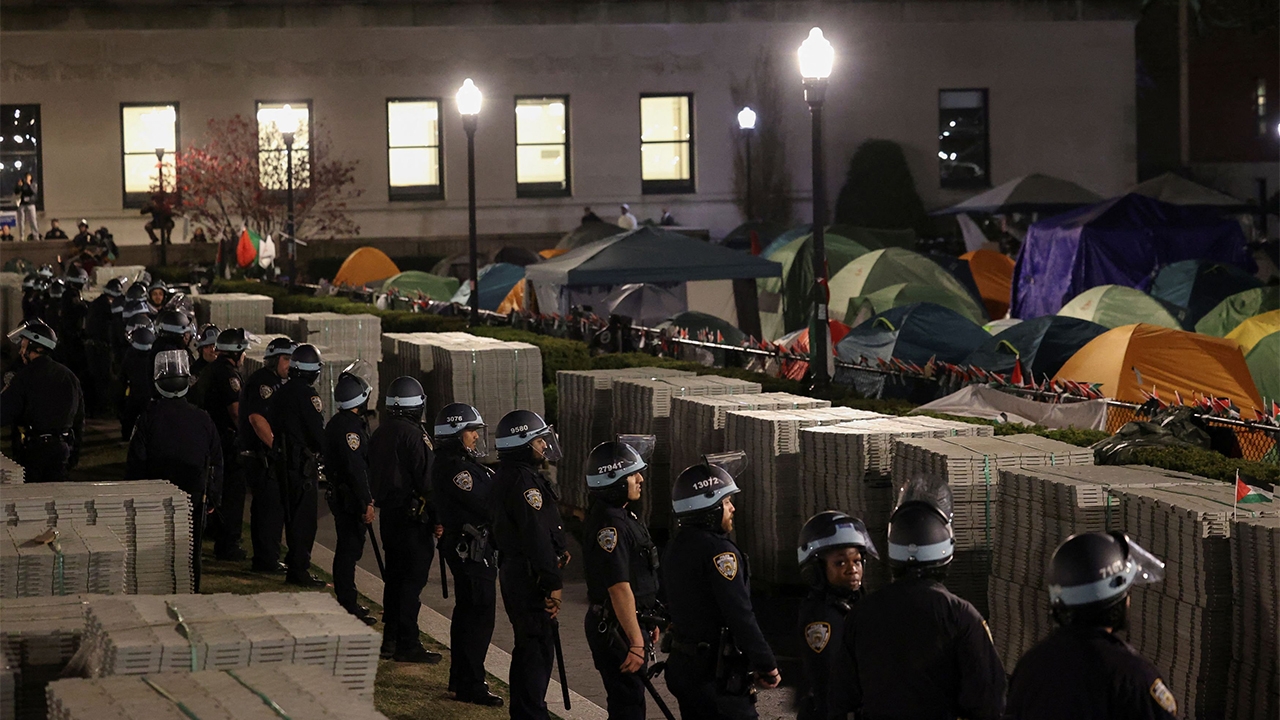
<box><xmin>799</xmin><ymin>27</ymin><xmax>834</xmax><ymax>389</ymax></box>
<box><xmin>457</xmin><ymin>78</ymin><xmax>483</xmax><ymax>326</ymax></box>
<box><xmin>281</xmin><ymin>129</ymin><xmax>296</xmax><ymax>284</ymax></box>
<box><xmin>737</xmin><ymin>106</ymin><xmax>757</xmax><ymax>221</ymax></box>
<box><xmin>155</xmin><ymin>147</ymin><xmax>168</xmax><ymax>266</ymax></box>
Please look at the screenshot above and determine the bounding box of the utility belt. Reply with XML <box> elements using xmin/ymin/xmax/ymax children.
<box><xmin>666</xmin><ymin>627</ymin><xmax>755</xmax><ymax>697</ymax></box>
<box><xmin>405</xmin><ymin>494</ymin><xmax>431</xmax><ymax>524</ymax></box>
<box><xmin>21</xmin><ymin>428</ymin><xmax>73</xmax><ymax>447</ymax></box>
<box><xmin>447</xmin><ymin>523</ymin><xmax>498</xmax><ymax>567</ymax></box>
<box><xmin>589</xmin><ymin>599</ymin><xmax>665</xmax><ymax>635</ymax></box>
<box><xmin>324</xmin><ymin>481</ymin><xmax>365</xmax><ymax>515</ymax></box>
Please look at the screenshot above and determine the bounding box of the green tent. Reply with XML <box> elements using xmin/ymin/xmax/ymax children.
<box><xmin>826</xmin><ymin>225</ymin><xmax>917</xmax><ymax>251</ymax></box>
<box><xmin>1195</xmin><ymin>287</ymin><xmax>1280</xmax><ymax>337</ymax></box>
<box><xmin>757</xmin><ymin>232</ymin><xmax>871</xmax><ymax>339</ymax></box>
<box><xmin>1245</xmin><ymin>332</ymin><xmax>1279</xmax><ymax>404</ymax></box>
<box><xmin>1057</xmin><ymin>285</ymin><xmax>1183</xmax><ymax>329</ymax></box>
<box><xmin>844</xmin><ymin>282</ymin><xmax>981</xmax><ymax>328</ymax></box>
<box><xmin>380</xmin><ymin>270</ymin><xmax>460</xmax><ymax>301</ymax></box>
<box><xmin>828</xmin><ymin>248</ymin><xmax>987</xmax><ymax>325</ymax></box>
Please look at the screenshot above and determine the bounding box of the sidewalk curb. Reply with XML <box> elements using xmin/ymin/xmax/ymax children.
<box><xmin>311</xmin><ymin>542</ymin><xmax>607</xmax><ymax>720</ymax></box>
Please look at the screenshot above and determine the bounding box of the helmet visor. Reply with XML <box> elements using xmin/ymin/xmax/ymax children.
<box><xmin>618</xmin><ymin>434</ymin><xmax>656</xmax><ymax>462</ymax></box>
<box><xmin>533</xmin><ymin>426</ymin><xmax>563</xmax><ymax>463</ymax></box>
<box><xmin>153</xmin><ymin>349</ymin><xmax>191</xmax><ymax>381</ymax></box>
<box><xmin>6</xmin><ymin>324</ymin><xmax>27</xmax><ymax>344</ymax></box>
<box><xmin>1120</xmin><ymin>534</ymin><xmax>1165</xmax><ymax>586</ymax></box>
<box><xmin>468</xmin><ymin>430</ymin><xmax>490</xmax><ymax>458</ymax></box>
<box><xmin>341</xmin><ymin>360</ymin><xmax>376</xmax><ymax>389</ymax></box>
<box><xmin>895</xmin><ymin>475</ymin><xmax>954</xmax><ymax>521</ymax></box>
<box><xmin>703</xmin><ymin>450</ymin><xmax>748</xmax><ymax>480</ymax></box>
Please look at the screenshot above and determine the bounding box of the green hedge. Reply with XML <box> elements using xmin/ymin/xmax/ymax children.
<box><xmin>1127</xmin><ymin>446</ymin><xmax>1279</xmax><ymax>484</ymax></box>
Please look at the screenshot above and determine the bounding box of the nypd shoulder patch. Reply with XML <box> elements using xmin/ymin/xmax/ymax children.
<box><xmin>229</xmin><ymin>376</ymin><xmax>241</xmax><ymax>393</ymax></box>
<box><xmin>453</xmin><ymin>471</ymin><xmax>473</xmax><ymax>492</ymax></box>
<box><xmin>713</xmin><ymin>552</ymin><xmax>738</xmax><ymax>581</ymax></box>
<box><xmin>804</xmin><ymin>622</ymin><xmax>831</xmax><ymax>653</ymax></box>
<box><xmin>597</xmin><ymin>527</ymin><xmax>618</xmax><ymax>553</ymax></box>
<box><xmin>345</xmin><ymin>432</ymin><xmax>361</xmax><ymax>451</ymax></box>
<box><xmin>259</xmin><ymin>385</ymin><xmax>273</xmax><ymax>399</ymax></box>
<box><xmin>423</xmin><ymin>433</ymin><xmax>434</xmax><ymax>451</ymax></box>
<box><xmin>310</xmin><ymin>396</ymin><xmax>323</xmax><ymax>413</ymax></box>
<box><xmin>1150</xmin><ymin>679</ymin><xmax>1176</xmax><ymax>715</ymax></box>
<box><xmin>524</xmin><ymin>488</ymin><xmax>543</xmax><ymax>510</ymax></box>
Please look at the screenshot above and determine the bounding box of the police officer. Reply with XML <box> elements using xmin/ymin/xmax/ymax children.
<box><xmin>147</xmin><ymin>278</ymin><xmax>169</xmax><ymax>312</ymax></box>
<box><xmin>84</xmin><ymin>276</ymin><xmax>121</xmax><ymax>416</ymax></box>
<box><xmin>20</xmin><ymin>274</ymin><xmax>42</xmax><ymax>321</ymax></box>
<box><xmin>582</xmin><ymin>438</ymin><xmax>662</xmax><ymax>720</ymax></box>
<box><xmin>1</xmin><ymin>320</ymin><xmax>85</xmax><ymax>483</ymax></box>
<box><xmin>125</xmin><ymin>350</ymin><xmax>223</xmax><ymax>591</ymax></box>
<box><xmin>265</xmin><ymin>343</ymin><xmax>326</xmax><ymax>587</ymax></box>
<box><xmin>118</xmin><ymin>322</ymin><xmax>155</xmax><ymax>441</ymax></box>
<box><xmin>369</xmin><ymin>376</ymin><xmax>442</xmax><ymax>664</ymax></box>
<box><xmin>324</xmin><ymin>368</ymin><xmax>376</xmax><ymax>626</ymax></box>
<box><xmin>241</xmin><ymin>337</ymin><xmax>294</xmax><ymax>573</ymax></box>
<box><xmin>832</xmin><ymin>477</ymin><xmax>1005</xmax><ymax>720</ymax></box>
<box><xmin>194</xmin><ymin>328</ymin><xmax>249</xmax><ymax>561</ymax></box>
<box><xmin>1005</xmin><ymin>532</ymin><xmax>1176</xmax><ymax>719</ymax></box>
<box><xmin>55</xmin><ymin>280</ymin><xmax>89</xmax><ymax>394</ymax></box>
<box><xmin>191</xmin><ymin>324</ymin><xmax>220</xmax><ymax>378</ymax></box>
<box><xmin>492</xmin><ymin>409</ymin><xmax>568</xmax><ymax>720</ymax></box>
<box><xmin>432</xmin><ymin>402</ymin><xmax>503</xmax><ymax>706</ymax></box>
<box><xmin>153</xmin><ymin>308</ymin><xmax>193</xmax><ymax>354</ymax></box>
<box><xmin>794</xmin><ymin>512</ymin><xmax>876</xmax><ymax>720</ymax></box>
<box><xmin>662</xmin><ymin>461</ymin><xmax>780</xmax><ymax>720</ymax></box>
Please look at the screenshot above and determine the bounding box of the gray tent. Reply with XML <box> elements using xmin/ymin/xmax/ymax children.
<box><xmin>1127</xmin><ymin>172</ymin><xmax>1251</xmax><ymax>210</ymax></box>
<box><xmin>933</xmin><ymin>173</ymin><xmax>1101</xmax><ymax>216</ymax></box>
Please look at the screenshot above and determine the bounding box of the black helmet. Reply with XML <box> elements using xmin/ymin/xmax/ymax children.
<box><xmin>36</xmin><ymin>264</ymin><xmax>53</xmax><ymax>279</ymax></box>
<box><xmin>335</xmin><ymin>371</ymin><xmax>372</xmax><ymax>411</ymax></box>
<box><xmin>672</xmin><ymin>462</ymin><xmax>739</xmax><ymax>528</ymax></box>
<box><xmin>586</xmin><ymin>436</ymin><xmax>653</xmax><ymax>490</ymax></box>
<box><xmin>103</xmin><ymin>277</ymin><xmax>124</xmax><ymax>298</ymax></box>
<box><xmin>125</xmin><ymin>316</ymin><xmax>154</xmax><ymax>338</ymax></box>
<box><xmin>153</xmin><ymin>349</ymin><xmax>191</xmax><ymax>398</ymax></box>
<box><xmin>886</xmin><ymin>505</ymin><xmax>954</xmax><ymax>571</ymax></box>
<box><xmin>148</xmin><ymin>278</ymin><xmax>167</xmax><ymax>293</ymax></box>
<box><xmin>22</xmin><ymin>274</ymin><xmax>39</xmax><ymax>291</ymax></box>
<box><xmin>123</xmin><ymin>299</ymin><xmax>151</xmax><ymax>321</ymax></box>
<box><xmin>495</xmin><ymin>409</ymin><xmax>561</xmax><ymax>461</ymax></box>
<box><xmin>7</xmin><ymin>319</ymin><xmax>57</xmax><ymax>351</ymax></box>
<box><xmin>289</xmin><ymin>343</ymin><xmax>322</xmax><ymax>381</ymax></box>
<box><xmin>214</xmin><ymin>327</ymin><xmax>249</xmax><ymax>354</ymax></box>
<box><xmin>264</xmin><ymin>337</ymin><xmax>297</xmax><ymax>359</ymax></box>
<box><xmin>798</xmin><ymin>512</ymin><xmax>878</xmax><ymax>567</ymax></box>
<box><xmin>1047</xmin><ymin>531</ymin><xmax>1164</xmax><ymax>626</ymax></box>
<box><xmin>195</xmin><ymin>324</ymin><xmax>220</xmax><ymax>349</ymax></box>
<box><xmin>385</xmin><ymin>376</ymin><xmax>426</xmax><ymax>418</ymax></box>
<box><xmin>125</xmin><ymin>281</ymin><xmax>148</xmax><ymax>301</ymax></box>
<box><xmin>433</xmin><ymin>402</ymin><xmax>487</xmax><ymax>456</ymax></box>
<box><xmin>64</xmin><ymin>267</ymin><xmax>88</xmax><ymax>288</ymax></box>
<box><xmin>155</xmin><ymin>309</ymin><xmax>191</xmax><ymax>338</ymax></box>
<box><xmin>47</xmin><ymin>278</ymin><xmax>66</xmax><ymax>299</ymax></box>
<box><xmin>127</xmin><ymin>325</ymin><xmax>156</xmax><ymax>352</ymax></box>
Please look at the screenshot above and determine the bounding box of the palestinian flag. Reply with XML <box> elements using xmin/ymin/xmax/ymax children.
<box><xmin>236</xmin><ymin>227</ymin><xmax>263</xmax><ymax>269</ymax></box>
<box><xmin>1236</xmin><ymin>473</ymin><xmax>1272</xmax><ymax>504</ymax></box>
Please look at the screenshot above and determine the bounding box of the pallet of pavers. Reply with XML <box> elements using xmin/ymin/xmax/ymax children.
<box><xmin>79</xmin><ymin>592</ymin><xmax>381</xmax><ymax>699</ymax></box>
<box><xmin>555</xmin><ymin>367</ymin><xmax>695</xmax><ymax>514</ymax></box>
<box><xmin>193</xmin><ymin>293</ymin><xmax>275</xmax><ymax>334</ymax></box>
<box><xmin>1</xmin><ymin>595</ymin><xmax>95</xmax><ymax>720</ymax></box>
<box><xmin>265</xmin><ymin>312</ymin><xmax>382</xmax><ymax>362</ymax></box>
<box><xmin>2</xmin><ymin>481</ymin><xmax>193</xmax><ymax>595</ymax></box>
<box><xmin>46</xmin><ymin>664</ymin><xmax>388</xmax><ymax>720</ymax></box>
<box><xmin>1</xmin><ymin>522</ymin><xmax>126</xmax><ymax>598</ymax></box>
<box><xmin>1</xmin><ymin>453</ymin><xmax>24</xmax><ymax>484</ymax></box>
<box><xmin>1227</xmin><ymin>514</ymin><xmax>1279</xmax><ymax>720</ymax></box>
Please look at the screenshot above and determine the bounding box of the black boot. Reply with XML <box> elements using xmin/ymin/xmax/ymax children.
<box><xmin>284</xmin><ymin>571</ymin><xmax>326</xmax><ymax>588</ymax></box>
<box><xmin>392</xmin><ymin>644</ymin><xmax>442</xmax><ymax>664</ymax></box>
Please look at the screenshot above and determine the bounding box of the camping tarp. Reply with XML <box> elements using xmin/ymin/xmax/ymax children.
<box><xmin>834</xmin><ymin>303</ymin><xmax>990</xmax><ymax>399</ymax></box>
<box><xmin>380</xmin><ymin>270</ymin><xmax>459</xmax><ymax>301</ymax></box>
<box><xmin>963</xmin><ymin>315</ymin><xmax>1108</xmax><ymax>379</ymax></box>
<box><xmin>1012</xmin><ymin>194</ymin><xmax>1255</xmax><ymax>318</ymax></box>
<box><xmin>757</xmin><ymin>230</ymin><xmax>872</xmax><ymax>338</ymax></box>
<box><xmin>959</xmin><ymin>249</ymin><xmax>1016</xmax><ymax>320</ymax></box>
<box><xmin>1245</xmin><ymin>333</ymin><xmax>1279</xmax><ymax>404</ymax></box>
<box><xmin>527</xmin><ymin>227</ymin><xmax>782</xmax><ymax>286</ymax></box>
<box><xmin>1226</xmin><ymin>310</ymin><xmax>1280</xmax><ymax>355</ymax></box>
<box><xmin>912</xmin><ymin>385</ymin><xmax>1108</xmax><ymax>431</ymax></box>
<box><xmin>1057</xmin><ymin>285</ymin><xmax>1185</xmax><ymax>329</ymax></box>
<box><xmin>1149</xmin><ymin>259</ymin><xmax>1262</xmax><ymax>326</ymax></box>
<box><xmin>1195</xmin><ymin>287</ymin><xmax>1280</xmax><ymax>336</ymax></box>
<box><xmin>829</xmin><ymin>248</ymin><xmax>988</xmax><ymax>325</ymax></box>
<box><xmin>932</xmin><ymin>173</ymin><xmax>1101</xmax><ymax>215</ymax></box>
<box><xmin>604</xmin><ymin>283</ymin><xmax>687</xmax><ymax>326</ymax></box>
<box><xmin>332</xmin><ymin>246</ymin><xmax>400</xmax><ymax>288</ymax></box>
<box><xmin>1054</xmin><ymin>323</ymin><xmax>1263</xmax><ymax>410</ymax></box>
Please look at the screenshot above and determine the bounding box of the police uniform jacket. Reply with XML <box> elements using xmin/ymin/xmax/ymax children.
<box><xmin>0</xmin><ymin>354</ymin><xmax>85</xmax><ymax>441</ymax></box>
<box><xmin>237</xmin><ymin>366</ymin><xmax>283</xmax><ymax>454</ymax></box>
<box><xmin>839</xmin><ymin>576</ymin><xmax>1005</xmax><ymax>720</ymax></box>
<box><xmin>432</xmin><ymin>446</ymin><xmax>496</xmax><ymax>535</ymax></box>
<box><xmin>368</xmin><ymin>414</ymin><xmax>433</xmax><ymax>513</ymax></box>
<box><xmin>120</xmin><ymin>346</ymin><xmax>153</xmax><ymax>410</ymax></box>
<box><xmin>583</xmin><ymin>501</ymin><xmax>659</xmax><ymax>610</ymax></box>
<box><xmin>661</xmin><ymin>526</ymin><xmax>775</xmax><ymax>673</ymax></box>
<box><xmin>191</xmin><ymin>355</ymin><xmax>209</xmax><ymax>379</ymax></box>
<box><xmin>265</xmin><ymin>377</ymin><xmax>325</xmax><ymax>477</ymax></box>
<box><xmin>21</xmin><ymin>291</ymin><xmax>40</xmax><ymax>322</ymax></box>
<box><xmin>195</xmin><ymin>357</ymin><xmax>241</xmax><ymax>469</ymax></box>
<box><xmin>1005</xmin><ymin>625</ymin><xmax>1178</xmax><ymax>720</ymax></box>
<box><xmin>797</xmin><ymin>587</ymin><xmax>858</xmax><ymax>720</ymax></box>
<box><xmin>126</xmin><ymin>396</ymin><xmax>223</xmax><ymax>504</ymax></box>
<box><xmin>492</xmin><ymin>458</ymin><xmax>566</xmax><ymax>596</ymax></box>
<box><xmin>324</xmin><ymin>410</ymin><xmax>372</xmax><ymax>514</ymax></box>
<box><xmin>85</xmin><ymin>294</ymin><xmax>113</xmax><ymax>343</ymax></box>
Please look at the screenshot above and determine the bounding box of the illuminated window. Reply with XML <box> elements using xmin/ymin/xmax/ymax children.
<box><xmin>121</xmin><ymin>103</ymin><xmax>178</xmax><ymax>207</ymax></box>
<box><xmin>1</xmin><ymin>104</ymin><xmax>42</xmax><ymax>210</ymax></box>
<box><xmin>256</xmin><ymin>101</ymin><xmax>311</xmax><ymax>190</ymax></box>
<box><xmin>388</xmin><ymin>99</ymin><xmax>443</xmax><ymax>201</ymax></box>
<box><xmin>939</xmin><ymin>89</ymin><xmax>990</xmax><ymax>190</ymax></box>
<box><xmin>515</xmin><ymin>96</ymin><xmax>570</xmax><ymax>197</ymax></box>
<box><xmin>640</xmin><ymin>94</ymin><xmax>694</xmax><ymax>194</ymax></box>
<box><xmin>1257</xmin><ymin>78</ymin><xmax>1268</xmax><ymax>137</ymax></box>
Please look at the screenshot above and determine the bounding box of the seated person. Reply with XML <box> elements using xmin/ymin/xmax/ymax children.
<box><xmin>141</xmin><ymin>191</ymin><xmax>175</xmax><ymax>245</ymax></box>
<box><xmin>44</xmin><ymin>219</ymin><xmax>69</xmax><ymax>240</ymax></box>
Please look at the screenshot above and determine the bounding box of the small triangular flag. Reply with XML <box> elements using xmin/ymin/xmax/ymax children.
<box><xmin>1237</xmin><ymin>473</ymin><xmax>1272</xmax><ymax>504</ymax></box>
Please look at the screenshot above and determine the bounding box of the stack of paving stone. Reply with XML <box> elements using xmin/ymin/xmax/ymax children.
<box><xmin>0</xmin><ymin>595</ymin><xmax>93</xmax><ymax>720</ymax></box>
<box><xmin>1227</xmin><ymin>514</ymin><xmax>1278</xmax><ymax>720</ymax></box>
<box><xmin>724</xmin><ymin>406</ymin><xmax>891</xmax><ymax>585</ymax></box>
<box><xmin>1</xmin><ymin>522</ymin><xmax>126</xmax><ymax>598</ymax></box>
<box><xmin>265</xmin><ymin>312</ymin><xmax>382</xmax><ymax>362</ymax></box>
<box><xmin>46</xmin><ymin>664</ymin><xmax>389</xmax><ymax>720</ymax></box>
<box><xmin>1</xmin><ymin>453</ymin><xmax>24</xmax><ymax>484</ymax></box>
<box><xmin>79</xmin><ymin>592</ymin><xmax>381</xmax><ymax>698</ymax></box>
<box><xmin>193</xmin><ymin>293</ymin><xmax>275</xmax><ymax>334</ymax></box>
<box><xmin>1</xmin><ymin>644</ymin><xmax>14</xmax><ymax>720</ymax></box>
<box><xmin>555</xmin><ymin>367</ymin><xmax>695</xmax><ymax>513</ymax></box>
<box><xmin>2</xmin><ymin>481</ymin><xmax>193</xmax><ymax>595</ymax></box>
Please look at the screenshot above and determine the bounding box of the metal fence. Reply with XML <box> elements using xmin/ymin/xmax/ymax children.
<box><xmin>1103</xmin><ymin>402</ymin><xmax>1277</xmax><ymax>462</ymax></box>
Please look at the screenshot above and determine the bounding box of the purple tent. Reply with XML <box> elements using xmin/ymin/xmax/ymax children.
<box><xmin>1011</xmin><ymin>194</ymin><xmax>1254</xmax><ymax>319</ymax></box>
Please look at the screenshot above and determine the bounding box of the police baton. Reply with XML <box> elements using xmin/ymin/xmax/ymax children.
<box><xmin>551</xmin><ymin>619</ymin><xmax>571</xmax><ymax>710</ymax></box>
<box><xmin>366</xmin><ymin>523</ymin><xmax>386</xmax><ymax>578</ymax></box>
<box><xmin>609</xmin><ymin>626</ymin><xmax>676</xmax><ymax>720</ymax></box>
<box><xmin>438</xmin><ymin>545</ymin><xmax>449</xmax><ymax>599</ymax></box>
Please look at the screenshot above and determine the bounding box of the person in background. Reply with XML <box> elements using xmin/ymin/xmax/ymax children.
<box><xmin>659</xmin><ymin>208</ymin><xmax>677</xmax><ymax>226</ymax></box>
<box><xmin>14</xmin><ymin>172</ymin><xmax>39</xmax><ymax>241</ymax></box>
<box><xmin>44</xmin><ymin>219</ymin><xmax>68</xmax><ymax>240</ymax></box>
<box><xmin>617</xmin><ymin>204</ymin><xmax>638</xmax><ymax>230</ymax></box>
<box><xmin>0</xmin><ymin>226</ymin><xmax>13</xmax><ymax>242</ymax></box>
<box><xmin>142</xmin><ymin>189</ymin><xmax>175</xmax><ymax>245</ymax></box>
<box><xmin>191</xmin><ymin>227</ymin><xmax>209</xmax><ymax>244</ymax></box>
<box><xmin>71</xmin><ymin>220</ymin><xmax>93</xmax><ymax>250</ymax></box>
<box><xmin>582</xmin><ymin>206</ymin><xmax>603</xmax><ymax>224</ymax></box>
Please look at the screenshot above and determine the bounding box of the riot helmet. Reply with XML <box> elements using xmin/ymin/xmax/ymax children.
<box><xmin>585</xmin><ymin>435</ymin><xmax>654</xmax><ymax>506</ymax></box>
<box><xmin>798</xmin><ymin>511</ymin><xmax>877</xmax><ymax>589</ymax></box>
<box><xmin>128</xmin><ymin>325</ymin><xmax>156</xmax><ymax>352</ymax></box>
<box><xmin>433</xmin><ymin>402</ymin><xmax>487</xmax><ymax>457</ymax></box>
<box><xmin>122</xmin><ymin>299</ymin><xmax>151</xmax><ymax>322</ymax></box>
<box><xmin>214</xmin><ymin>328</ymin><xmax>248</xmax><ymax>354</ymax></box>
<box><xmin>671</xmin><ymin>454</ymin><xmax>744</xmax><ymax>531</ymax></box>
<box><xmin>46</xmin><ymin>278</ymin><xmax>66</xmax><ymax>300</ymax></box>
<box><xmin>495</xmin><ymin>409</ymin><xmax>561</xmax><ymax>462</ymax></box>
<box><xmin>103</xmin><ymin>277</ymin><xmax>125</xmax><ymax>298</ymax></box>
<box><xmin>289</xmin><ymin>343</ymin><xmax>322</xmax><ymax>383</ymax></box>
<box><xmin>195</xmin><ymin>324</ymin><xmax>221</xmax><ymax>349</ymax></box>
<box><xmin>64</xmin><ymin>266</ymin><xmax>89</xmax><ymax>288</ymax></box>
<box><xmin>155</xmin><ymin>309</ymin><xmax>192</xmax><ymax>339</ymax></box>
<box><xmin>384</xmin><ymin>375</ymin><xmax>427</xmax><ymax>420</ymax></box>
<box><xmin>21</xmin><ymin>274</ymin><xmax>38</xmax><ymax>291</ymax></box>
<box><xmin>7</xmin><ymin>319</ymin><xmax>57</xmax><ymax>352</ymax></box>
<box><xmin>153</xmin><ymin>349</ymin><xmax>191</xmax><ymax>398</ymax></box>
<box><xmin>125</xmin><ymin>281</ymin><xmax>148</xmax><ymax>302</ymax></box>
<box><xmin>264</xmin><ymin>337</ymin><xmax>297</xmax><ymax>359</ymax></box>
<box><xmin>1047</xmin><ymin>531</ymin><xmax>1164</xmax><ymax>629</ymax></box>
<box><xmin>886</xmin><ymin>476</ymin><xmax>955</xmax><ymax>575</ymax></box>
<box><xmin>334</xmin><ymin>369</ymin><xmax>373</xmax><ymax>411</ymax></box>
<box><xmin>36</xmin><ymin>264</ymin><xmax>54</xmax><ymax>279</ymax></box>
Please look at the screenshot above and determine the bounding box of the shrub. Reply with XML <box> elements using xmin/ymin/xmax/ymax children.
<box><xmin>1126</xmin><ymin>446</ymin><xmax>1279</xmax><ymax>485</ymax></box>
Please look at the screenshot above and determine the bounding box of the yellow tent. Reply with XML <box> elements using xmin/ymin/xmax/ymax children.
<box><xmin>332</xmin><ymin>247</ymin><xmax>400</xmax><ymax>288</ymax></box>
<box><xmin>1226</xmin><ymin>309</ymin><xmax>1280</xmax><ymax>355</ymax></box>
<box><xmin>1055</xmin><ymin>323</ymin><xmax>1262</xmax><ymax>410</ymax></box>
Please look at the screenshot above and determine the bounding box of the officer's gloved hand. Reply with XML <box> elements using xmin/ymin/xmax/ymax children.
<box><xmin>756</xmin><ymin>668</ymin><xmax>781</xmax><ymax>689</ymax></box>
<box><xmin>363</xmin><ymin>504</ymin><xmax>375</xmax><ymax>525</ymax></box>
<box><xmin>545</xmin><ymin>589</ymin><xmax>562</xmax><ymax>620</ymax></box>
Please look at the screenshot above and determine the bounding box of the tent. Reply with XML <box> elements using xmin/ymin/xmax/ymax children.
<box><xmin>450</xmin><ymin>262</ymin><xmax>526</xmax><ymax>312</ymax></box>
<box><xmin>825</xmin><ymin>225</ymin><xmax>918</xmax><ymax>251</ymax></box>
<box><xmin>984</xmin><ymin>318</ymin><xmax>1023</xmax><ymax>334</ymax></box>
<box><xmin>959</xmin><ymin>249</ymin><xmax>1016</xmax><ymax>320</ymax></box>
<box><xmin>1226</xmin><ymin>310</ymin><xmax>1280</xmax><ymax>355</ymax></box>
<box><xmin>494</xmin><ymin>246</ymin><xmax>543</xmax><ymax>267</ymax></box>
<box><xmin>332</xmin><ymin>246</ymin><xmax>400</xmax><ymax>288</ymax></box>
<box><xmin>933</xmin><ymin>173</ymin><xmax>1101</xmax><ymax>215</ymax></box>
<box><xmin>380</xmin><ymin>270</ymin><xmax>459</xmax><ymax>301</ymax></box>
<box><xmin>556</xmin><ymin>221</ymin><xmax>626</xmax><ymax>250</ymax></box>
<box><xmin>829</xmin><ymin>248</ymin><xmax>988</xmax><ymax>325</ymax></box>
<box><xmin>1128</xmin><ymin>172</ymin><xmax>1251</xmax><ymax>210</ymax></box>
<box><xmin>757</xmin><ymin>231</ymin><xmax>871</xmax><ymax>338</ymax></box>
<box><xmin>774</xmin><ymin>320</ymin><xmax>852</xmax><ymax>381</ymax></box>
<box><xmin>1149</xmin><ymin>259</ymin><xmax>1262</xmax><ymax>326</ymax></box>
<box><xmin>1012</xmin><ymin>194</ymin><xmax>1254</xmax><ymax>318</ymax></box>
<box><xmin>718</xmin><ymin>221</ymin><xmax>788</xmax><ymax>253</ymax></box>
<box><xmin>1054</xmin><ymin>323</ymin><xmax>1263</xmax><ymax>410</ymax></box>
<box><xmin>835</xmin><ymin>303</ymin><xmax>990</xmax><ymax>399</ymax></box>
<box><xmin>1057</xmin><ymin>285</ymin><xmax>1185</xmax><ymax>329</ymax></box>
<box><xmin>759</xmin><ymin>225</ymin><xmax>813</xmax><ymax>259</ymax></box>
<box><xmin>844</xmin><ymin>282</ymin><xmax>982</xmax><ymax>329</ymax></box>
<box><xmin>1195</xmin><ymin>288</ymin><xmax>1280</xmax><ymax>336</ymax></box>
<box><xmin>1244</xmin><ymin>333</ymin><xmax>1278</xmax><ymax>404</ymax></box>
<box><xmin>963</xmin><ymin>316</ymin><xmax>1109</xmax><ymax>379</ymax></box>
<box><xmin>603</xmin><ymin>283</ymin><xmax>687</xmax><ymax>326</ymax></box>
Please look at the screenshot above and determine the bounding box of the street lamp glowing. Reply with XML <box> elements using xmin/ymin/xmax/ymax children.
<box><xmin>798</xmin><ymin>27</ymin><xmax>835</xmax><ymax>80</ymax></box>
<box><xmin>737</xmin><ymin>107</ymin><xmax>757</xmax><ymax>131</ymax></box>
<box><xmin>457</xmin><ymin>78</ymin><xmax>483</xmax><ymax>117</ymax></box>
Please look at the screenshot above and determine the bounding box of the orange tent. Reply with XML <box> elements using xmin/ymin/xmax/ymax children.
<box><xmin>496</xmin><ymin>280</ymin><xmax>527</xmax><ymax>315</ymax></box>
<box><xmin>539</xmin><ymin>248</ymin><xmax>570</xmax><ymax>260</ymax></box>
<box><xmin>960</xmin><ymin>249</ymin><xmax>1015</xmax><ymax>320</ymax></box>
<box><xmin>776</xmin><ymin>320</ymin><xmax>851</xmax><ymax>381</ymax></box>
<box><xmin>332</xmin><ymin>247</ymin><xmax>400</xmax><ymax>288</ymax></box>
<box><xmin>1054</xmin><ymin>323</ymin><xmax>1262</xmax><ymax>409</ymax></box>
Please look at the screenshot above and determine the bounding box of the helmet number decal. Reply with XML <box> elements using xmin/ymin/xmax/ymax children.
<box><xmin>259</xmin><ymin>385</ymin><xmax>273</xmax><ymax>400</ymax></box>
<box><xmin>311</xmin><ymin>396</ymin><xmax>323</xmax><ymax>413</ymax></box>
<box><xmin>524</xmin><ymin>488</ymin><xmax>543</xmax><ymax>510</ymax></box>
<box><xmin>804</xmin><ymin>622</ymin><xmax>831</xmax><ymax>653</ymax></box>
<box><xmin>453</xmin><ymin>471</ymin><xmax>473</xmax><ymax>492</ymax></box>
<box><xmin>346</xmin><ymin>432</ymin><xmax>361</xmax><ymax>451</ymax></box>
<box><xmin>713</xmin><ymin>552</ymin><xmax>738</xmax><ymax>581</ymax></box>
<box><xmin>1149</xmin><ymin>679</ymin><xmax>1177</xmax><ymax>715</ymax></box>
<box><xmin>597</xmin><ymin>527</ymin><xmax>618</xmax><ymax>553</ymax></box>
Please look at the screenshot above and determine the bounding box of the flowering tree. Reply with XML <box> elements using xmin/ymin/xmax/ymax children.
<box><xmin>174</xmin><ymin>115</ymin><xmax>361</xmax><ymax>246</ymax></box>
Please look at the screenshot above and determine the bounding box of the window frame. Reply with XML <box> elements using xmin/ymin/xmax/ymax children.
<box><xmin>386</xmin><ymin>96</ymin><xmax>445</xmax><ymax>202</ymax></box>
<box><xmin>514</xmin><ymin>94</ymin><xmax>572</xmax><ymax>199</ymax></box>
<box><xmin>639</xmin><ymin>92</ymin><xmax>696</xmax><ymax>195</ymax></box>
<box><xmin>1</xmin><ymin>104</ymin><xmax>44</xmax><ymax>211</ymax></box>
<box><xmin>255</xmin><ymin>99</ymin><xmax>314</xmax><ymax>191</ymax></box>
<box><xmin>119</xmin><ymin>101</ymin><xmax>181</xmax><ymax>209</ymax></box>
<box><xmin>938</xmin><ymin>88</ymin><xmax>991</xmax><ymax>191</ymax></box>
